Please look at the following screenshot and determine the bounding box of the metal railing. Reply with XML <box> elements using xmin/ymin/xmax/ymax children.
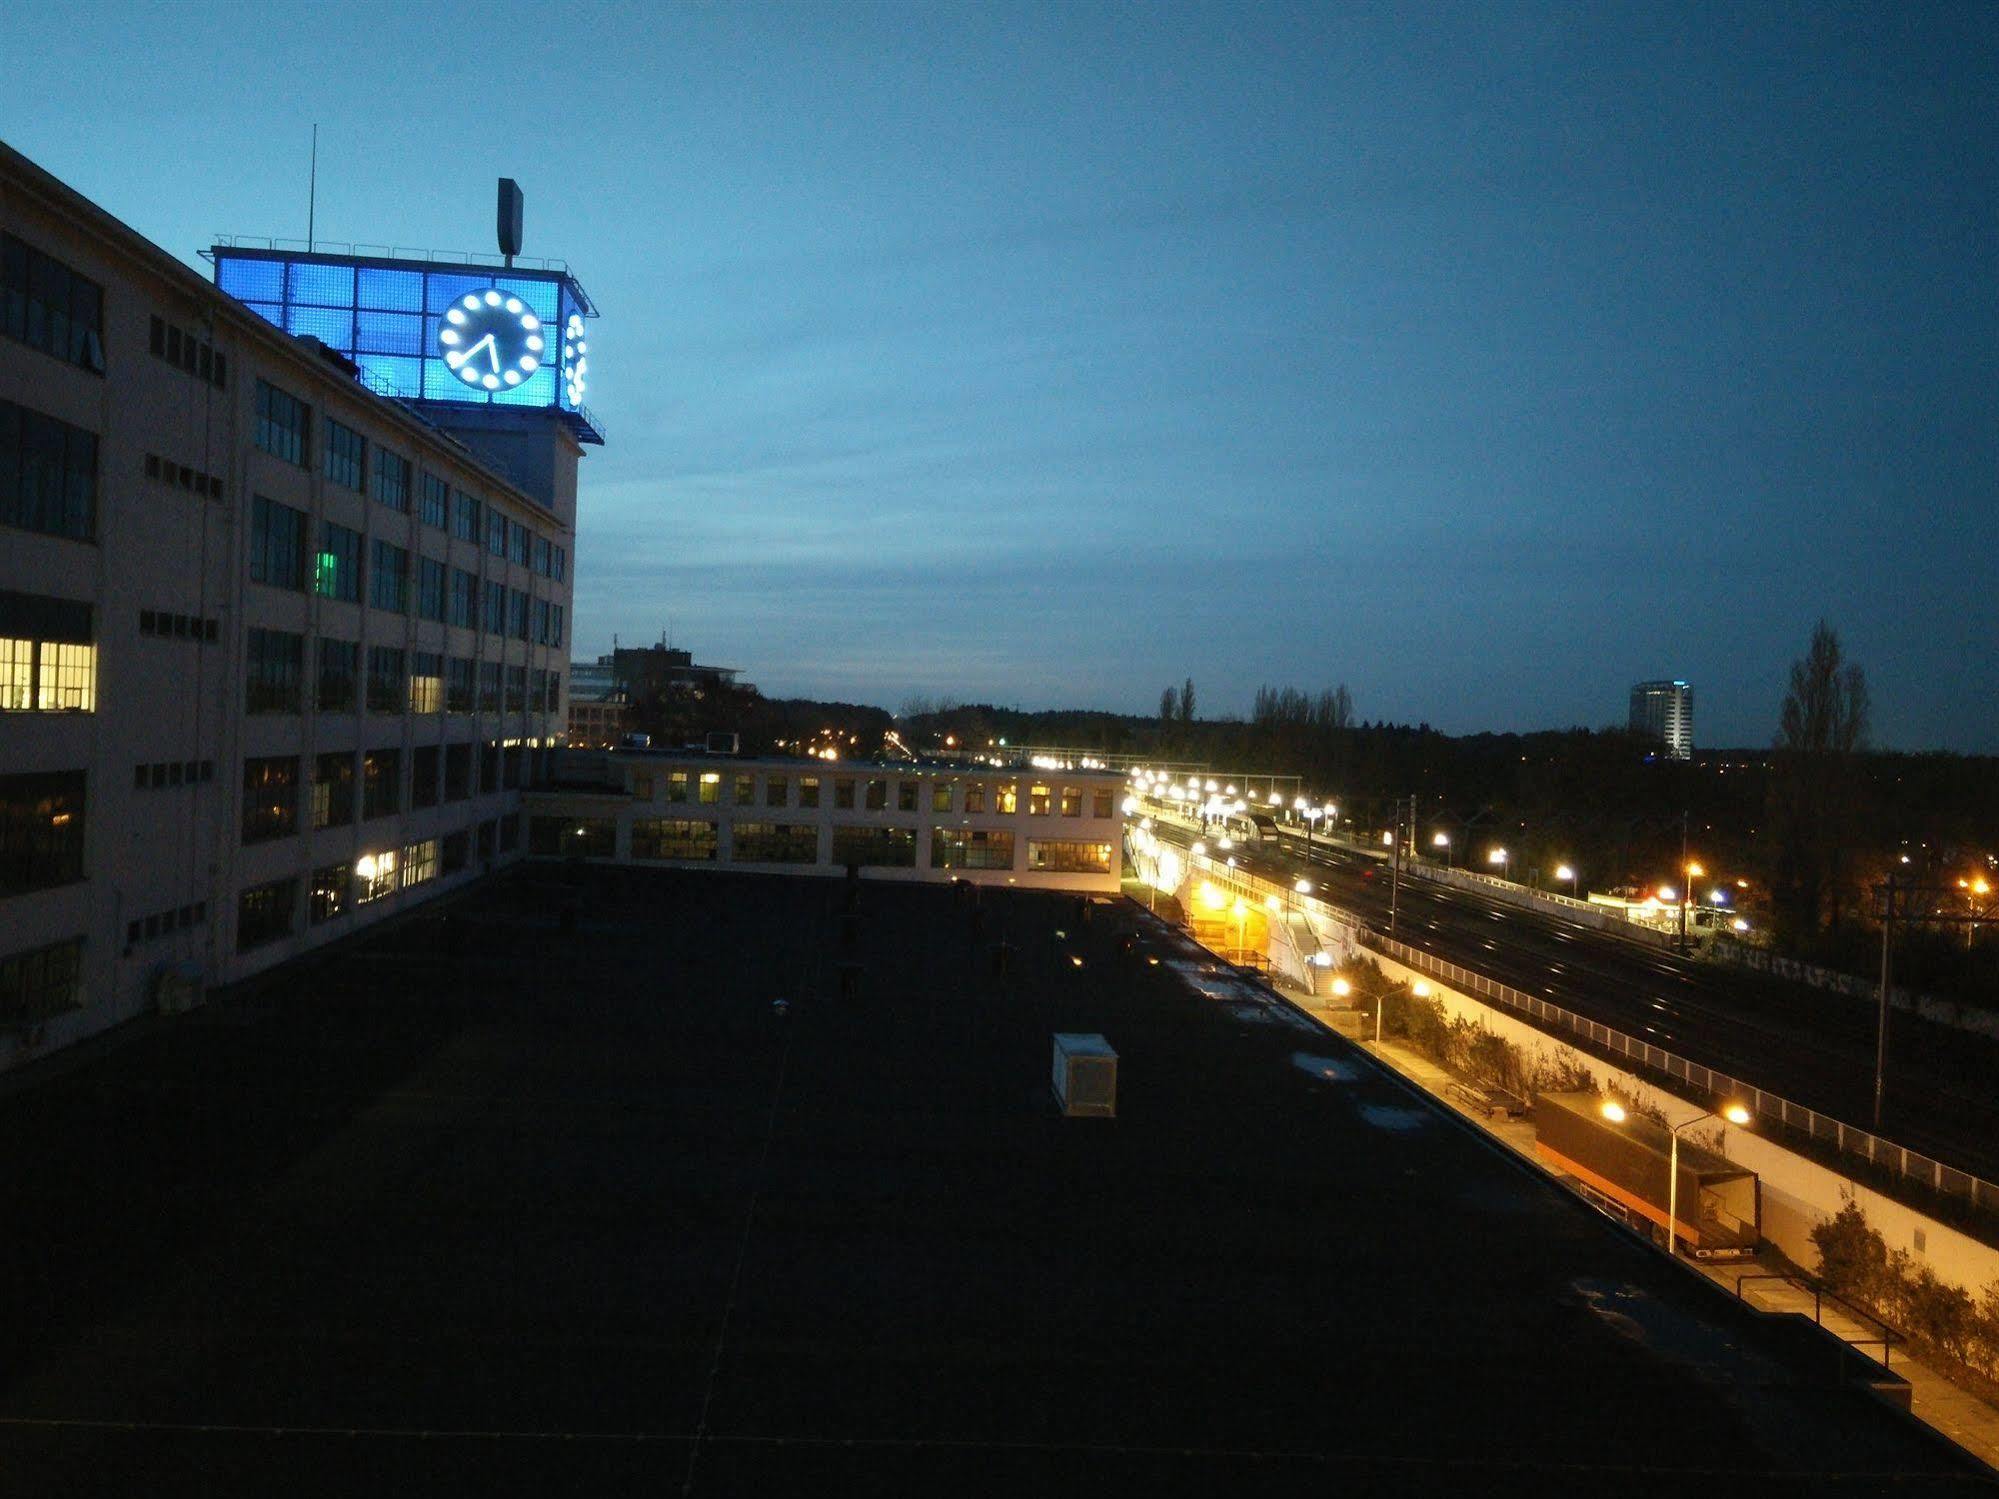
<box><xmin>210</xmin><ymin>233</ymin><xmax>573</xmax><ymax>274</ymax></box>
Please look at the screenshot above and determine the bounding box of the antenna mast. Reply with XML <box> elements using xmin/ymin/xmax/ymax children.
<box><xmin>307</xmin><ymin>125</ymin><xmax>319</xmax><ymax>251</ymax></box>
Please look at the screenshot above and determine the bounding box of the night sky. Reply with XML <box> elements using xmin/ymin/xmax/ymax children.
<box><xmin>4</xmin><ymin>2</ymin><xmax>1993</xmax><ymax>748</ymax></box>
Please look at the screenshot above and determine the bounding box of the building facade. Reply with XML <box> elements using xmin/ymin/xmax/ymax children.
<box><xmin>1629</xmin><ymin>679</ymin><xmax>1693</xmax><ymax>760</ymax></box>
<box><xmin>526</xmin><ymin>752</ymin><xmax>1126</xmax><ymax>892</ymax></box>
<box><xmin>1</xmin><ymin>144</ymin><xmax>591</xmax><ymax>1068</ymax></box>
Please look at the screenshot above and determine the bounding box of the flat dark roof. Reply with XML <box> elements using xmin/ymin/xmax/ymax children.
<box><xmin>0</xmin><ymin>868</ymin><xmax>1985</xmax><ymax>1495</ymax></box>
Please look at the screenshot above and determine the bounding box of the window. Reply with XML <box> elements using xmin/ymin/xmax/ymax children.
<box><xmin>799</xmin><ymin>776</ymin><xmax>820</xmax><ymax>809</ymax></box>
<box><xmin>314</xmin><ymin>521</ymin><xmax>362</xmax><ymax>602</ymax></box>
<box><xmin>140</xmin><ymin>610</ymin><xmax>217</xmax><ymax>641</ymax></box>
<box><xmin>831</xmin><ymin>826</ymin><xmax>916</xmax><ymax>868</ymax></box>
<box><xmin>444</xmin><ymin>743</ymin><xmax>471</xmax><ymax>801</ymax></box>
<box><xmin>416</xmin><ymin>556</ymin><xmax>446</xmax><ymax>622</ymax></box>
<box><xmin>697</xmin><ymin>772</ymin><xmax>721</xmax><ymax>805</ymax></box>
<box><xmin>410</xmin><ymin>652</ymin><xmax>443</xmax><ymax>713</ymax></box>
<box><xmin>1</xmin><ymin>398</ymin><xmax>98</xmax><ymax>541</ymax></box>
<box><xmin>0</xmin><ymin>770</ymin><xmax>86</xmax><ymax>895</ymax></box>
<box><xmin>316</xmin><ymin>638</ymin><xmax>359</xmax><ymax>712</ymax></box>
<box><xmin>994</xmin><ymin>783</ymin><xmax>1017</xmax><ymax>815</ymax></box>
<box><xmin>528</xmin><ymin>818</ymin><xmax>616</xmax><ymax>858</ymax></box>
<box><xmin>531</xmin><ymin>596</ymin><xmax>550</xmax><ymax>644</ymax></box>
<box><xmin>734</xmin><ymin>774</ymin><xmax>756</xmax><ymax>806</ymax></box>
<box><xmin>963</xmin><ymin>782</ymin><xmax>986</xmax><ymax>814</ymax></box>
<box><xmin>665</xmin><ymin>771</ymin><xmax>689</xmax><ymax>803</ymax></box>
<box><xmin>486</xmin><ymin>511</ymin><xmax>507</xmax><ymax>557</ymax></box>
<box><xmin>508</xmin><ymin>523</ymin><xmax>530</xmax><ymax>567</ymax></box>
<box><xmin>932</xmin><ymin>828</ymin><xmax>1015</xmax><ymax>870</ymax></box>
<box><xmin>356</xmin><ymin>849</ymin><xmax>398</xmax><ymax>904</ymax></box>
<box><xmin>3</xmin><ymin>233</ymin><xmax>104</xmax><ymax>373</ymax></box>
<box><xmin>442</xmin><ymin>829</ymin><xmax>469</xmax><ymax>873</ymax></box>
<box><xmin>374</xmin><ymin>449</ymin><xmax>410</xmax><ymax>512</ymax></box>
<box><xmin>449</xmin><ymin>568</ymin><xmax>477</xmax><ymax>628</ymax></box>
<box><xmin>237</xmin><ymin>878</ymin><xmax>298</xmax><ymax>951</ymax></box>
<box><xmin>502</xmin><ymin>745</ymin><xmax>523</xmax><ymax>788</ymax></box>
<box><xmin>362</xmin><ymin>749</ymin><xmax>400</xmax><ymax>819</ymax></box>
<box><xmin>479</xmin><ymin>743</ymin><xmax>499</xmax><ymax>793</ymax></box>
<box><xmin>833</xmin><ymin>778</ymin><xmax>855</xmax><ymax>810</ymax></box>
<box><xmin>504</xmin><ymin>664</ymin><xmax>526</xmax><ymax>712</ymax></box>
<box><xmin>765</xmin><ymin>775</ymin><xmax>788</xmax><ymax>808</ymax></box>
<box><xmin>732</xmin><ymin>823</ymin><xmax>819</xmax><ymax>864</ymax></box>
<box><xmin>507</xmin><ymin>588</ymin><xmax>529</xmax><ymax>640</ymax></box>
<box><xmin>630</xmin><ymin>819</ymin><xmax>716</xmax><ymax>861</ymax></box>
<box><xmin>552</xmin><ymin>545</ymin><xmax>566</xmax><ymax>582</ymax></box>
<box><xmin>144</xmin><ymin>452</ymin><xmax>223</xmax><ymax>499</ymax></box>
<box><xmin>551</xmin><ymin>604</ymin><xmax>563</xmax><ymax>648</ymax></box>
<box><xmin>0</xmin><ymin>591</ymin><xmax>94</xmax><ymax>712</ymax></box>
<box><xmin>1027</xmin><ymin>840</ymin><xmax>1114</xmax><ymax>874</ymax></box>
<box><xmin>0</xmin><ymin>937</ymin><xmax>85</xmax><ymax>1025</ymax></box>
<box><xmin>367</xmin><ymin>647</ymin><xmax>406</xmax><ymax>714</ymax></box>
<box><xmin>1060</xmin><ymin>787</ymin><xmax>1082</xmax><ymax>818</ymax></box>
<box><xmin>477</xmin><ymin>662</ymin><xmax>501</xmax><ymax>713</ymax></box>
<box><xmin>255</xmin><ymin>380</ymin><xmax>309</xmax><ymax>466</ymax></box>
<box><xmin>932</xmin><ymin>783</ymin><xmax>953</xmax><ymax>814</ymax></box>
<box><xmin>866</xmin><ymin>779</ymin><xmax>888</xmax><ymax>811</ymax></box>
<box><xmin>452</xmin><ymin>491</ymin><xmax>481</xmax><ymax>542</ymax></box>
<box><xmin>446</xmin><ymin>657</ymin><xmax>475</xmax><ymax>713</ymax></box>
<box><xmin>241</xmin><ymin>756</ymin><xmax>299</xmax><ymax>844</ymax></box>
<box><xmin>532</xmin><ymin>535</ymin><xmax>550</xmax><ymax>576</ymax></box>
<box><xmin>419</xmin><ymin>472</ymin><xmax>449</xmax><ymax>528</ymax></box>
<box><xmin>897</xmin><ymin>781</ymin><xmax>918</xmax><ymax>813</ymax></box>
<box><xmin>482</xmin><ymin>579</ymin><xmax>506</xmax><ymax>634</ymax></box>
<box><xmin>249</xmin><ymin>496</ymin><xmax>307</xmax><ymax>590</ymax></box>
<box><xmin>245</xmin><ymin>628</ymin><xmax>303</xmax><ymax>713</ymax></box>
<box><xmin>309</xmin><ymin>863</ymin><xmax>349</xmax><ymax>925</ymax></box>
<box><xmin>324</xmin><ymin>419</ymin><xmax>366</xmax><ymax>491</ymax></box>
<box><xmin>369</xmin><ymin>540</ymin><xmax>408</xmax><ymax>613</ymax></box>
<box><xmin>1093</xmin><ymin>788</ymin><xmax>1115</xmax><ymax>819</ymax></box>
<box><xmin>401</xmin><ymin>837</ymin><xmax>439</xmax><ymax>888</ymax></box>
<box><xmin>312</xmin><ymin>751</ymin><xmax>354</xmax><ymax>829</ymax></box>
<box><xmin>145</xmin><ymin>313</ymin><xmax>224</xmax><ymax>388</ymax></box>
<box><xmin>1029</xmin><ymin>784</ymin><xmax>1052</xmax><ymax>815</ymax></box>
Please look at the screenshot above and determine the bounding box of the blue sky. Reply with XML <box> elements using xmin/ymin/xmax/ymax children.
<box><xmin>4</xmin><ymin>1</ymin><xmax>1993</xmax><ymax>747</ymax></box>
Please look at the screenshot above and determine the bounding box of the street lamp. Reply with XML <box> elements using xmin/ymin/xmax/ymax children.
<box><xmin>1432</xmin><ymin>831</ymin><xmax>1451</xmax><ymax>867</ymax></box>
<box><xmin>1555</xmin><ymin>863</ymin><xmax>1578</xmax><ymax>899</ymax></box>
<box><xmin>1487</xmin><ymin>847</ymin><xmax>1509</xmax><ymax>881</ymax></box>
<box><xmin>1599</xmin><ymin>1097</ymin><xmax>1751</xmax><ymax>1255</ymax></box>
<box><xmin>1678</xmin><ymin>860</ymin><xmax>1705</xmax><ymax>953</ymax></box>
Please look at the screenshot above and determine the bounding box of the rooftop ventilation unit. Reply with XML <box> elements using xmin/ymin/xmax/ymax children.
<box><xmin>1052</xmin><ymin>1033</ymin><xmax>1117</xmax><ymax>1118</ymax></box>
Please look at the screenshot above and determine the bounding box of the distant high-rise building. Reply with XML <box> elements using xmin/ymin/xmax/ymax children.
<box><xmin>1629</xmin><ymin>680</ymin><xmax>1693</xmax><ymax>759</ymax></box>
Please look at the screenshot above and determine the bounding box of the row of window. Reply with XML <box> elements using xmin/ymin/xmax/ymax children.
<box><xmin>1</xmin><ymin>590</ymin><xmax>95</xmax><ymax>713</ymax></box>
<box><xmin>144</xmin><ymin>452</ymin><xmax>225</xmax><ymax>500</ymax></box>
<box><xmin>533</xmin><ymin>818</ymin><xmax>1113</xmax><ymax>873</ymax></box>
<box><xmin>148</xmin><ymin>313</ymin><xmax>227</xmax><ymax>388</ymax></box>
<box><xmin>242</xmin><ymin>741</ymin><xmax>532</xmax><ymax>845</ymax></box>
<box><xmin>255</xmin><ymin>380</ymin><xmax>565</xmax><ymax>576</ymax></box>
<box><xmin>126</xmin><ymin>900</ymin><xmax>208</xmax><ymax>949</ymax></box>
<box><xmin>135</xmin><ymin>760</ymin><xmax>216</xmax><ymax>790</ymax></box>
<box><xmin>140</xmin><ymin>608</ymin><xmax>219</xmax><ymax>641</ymax></box>
<box><xmin>246</xmin><ymin>628</ymin><xmax>561</xmax><ymax>716</ymax></box>
<box><xmin>241</xmin><ymin>815</ymin><xmax>517</xmax><ymax>952</ymax></box>
<box><xmin>630</xmin><ymin>769</ymin><xmax>1114</xmax><ymax>819</ymax></box>
<box><xmin>0</xmin><ymin>398</ymin><xmax>97</xmax><ymax>542</ymax></box>
<box><xmin>4</xmin><ymin>232</ymin><xmax>105</xmax><ymax>374</ymax></box>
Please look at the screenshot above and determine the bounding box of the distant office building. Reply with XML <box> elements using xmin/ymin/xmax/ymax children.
<box><xmin>0</xmin><ymin>143</ymin><xmax>598</xmax><ymax>1069</ymax></box>
<box><xmin>1629</xmin><ymin>680</ymin><xmax>1693</xmax><ymax>759</ymax></box>
<box><xmin>609</xmin><ymin>642</ymin><xmax>743</xmax><ymax>699</ymax></box>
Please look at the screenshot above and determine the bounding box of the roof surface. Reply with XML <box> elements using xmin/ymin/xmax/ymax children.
<box><xmin>0</xmin><ymin>867</ymin><xmax>1986</xmax><ymax>1496</ymax></box>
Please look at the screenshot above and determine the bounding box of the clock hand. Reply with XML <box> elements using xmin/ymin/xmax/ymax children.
<box><xmin>458</xmin><ymin>332</ymin><xmax>499</xmax><ymax>372</ymax></box>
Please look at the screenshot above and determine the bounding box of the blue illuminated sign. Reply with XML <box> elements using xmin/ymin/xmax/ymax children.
<box><xmin>210</xmin><ymin>246</ymin><xmax>599</xmax><ymax>443</ymax></box>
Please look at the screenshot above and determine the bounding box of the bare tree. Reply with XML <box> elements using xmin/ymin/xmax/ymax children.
<box><xmin>1160</xmin><ymin>686</ymin><xmax>1178</xmax><ymax>730</ymax></box>
<box><xmin>1179</xmin><ymin>677</ymin><xmax>1196</xmax><ymax>724</ymax></box>
<box><xmin>1769</xmin><ymin>621</ymin><xmax>1870</xmax><ymax>942</ymax></box>
<box><xmin>1778</xmin><ymin>621</ymin><xmax>1870</xmax><ymax>758</ymax></box>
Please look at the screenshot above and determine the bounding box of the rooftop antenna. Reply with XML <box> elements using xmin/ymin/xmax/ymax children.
<box><xmin>497</xmin><ymin>178</ymin><xmax>523</xmax><ymax>268</ymax></box>
<box><xmin>307</xmin><ymin>124</ymin><xmax>319</xmax><ymax>252</ymax></box>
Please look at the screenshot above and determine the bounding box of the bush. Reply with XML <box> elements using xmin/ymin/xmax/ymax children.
<box><xmin>1812</xmin><ymin>1198</ymin><xmax>1999</xmax><ymax>1389</ymax></box>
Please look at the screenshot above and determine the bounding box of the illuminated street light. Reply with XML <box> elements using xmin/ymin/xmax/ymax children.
<box><xmin>1487</xmin><ymin>847</ymin><xmax>1509</xmax><ymax>881</ymax></box>
<box><xmin>1555</xmin><ymin>863</ymin><xmax>1578</xmax><ymax>898</ymax></box>
<box><xmin>1600</xmin><ymin>1098</ymin><xmax>1755</xmax><ymax>1255</ymax></box>
<box><xmin>1432</xmin><ymin>831</ymin><xmax>1452</xmax><ymax>868</ymax></box>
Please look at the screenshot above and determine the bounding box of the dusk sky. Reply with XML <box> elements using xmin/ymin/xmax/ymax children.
<box><xmin>4</xmin><ymin>2</ymin><xmax>1992</xmax><ymax>749</ymax></box>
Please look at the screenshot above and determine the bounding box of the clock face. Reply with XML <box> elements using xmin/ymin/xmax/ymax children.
<box><xmin>562</xmin><ymin>313</ymin><xmax>589</xmax><ymax>405</ymax></box>
<box><xmin>438</xmin><ymin>290</ymin><xmax>545</xmax><ymax>391</ymax></box>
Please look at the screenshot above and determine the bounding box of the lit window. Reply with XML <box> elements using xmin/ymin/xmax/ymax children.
<box><xmin>354</xmin><ymin>849</ymin><xmax>398</xmax><ymax>904</ymax></box>
<box><xmin>698</xmin><ymin>772</ymin><xmax>721</xmax><ymax>805</ymax></box>
<box><xmin>0</xmin><ymin>592</ymin><xmax>95</xmax><ymax>711</ymax></box>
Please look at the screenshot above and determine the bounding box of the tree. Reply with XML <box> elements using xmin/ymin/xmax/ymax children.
<box><xmin>1160</xmin><ymin>686</ymin><xmax>1178</xmax><ymax>731</ymax></box>
<box><xmin>1769</xmin><ymin>621</ymin><xmax>1870</xmax><ymax>943</ymax></box>
<box><xmin>1179</xmin><ymin>677</ymin><xmax>1196</xmax><ymax>724</ymax></box>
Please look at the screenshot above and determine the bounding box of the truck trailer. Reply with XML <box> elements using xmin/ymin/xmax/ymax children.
<box><xmin>1534</xmin><ymin>1091</ymin><xmax>1761</xmax><ymax>1260</ymax></box>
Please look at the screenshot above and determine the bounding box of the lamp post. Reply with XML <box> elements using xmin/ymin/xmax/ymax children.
<box><xmin>1432</xmin><ymin>831</ymin><xmax>1451</xmax><ymax>867</ymax></box>
<box><xmin>1556</xmin><ymin>863</ymin><xmax>1578</xmax><ymax>899</ymax></box>
<box><xmin>1487</xmin><ymin>846</ymin><xmax>1509</xmax><ymax>883</ymax></box>
<box><xmin>1600</xmin><ymin>1098</ymin><xmax>1751</xmax><ymax>1255</ymax></box>
<box><xmin>1678</xmin><ymin>860</ymin><xmax>1704</xmax><ymax>954</ymax></box>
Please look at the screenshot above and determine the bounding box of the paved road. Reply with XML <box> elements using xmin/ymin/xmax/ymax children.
<box><xmin>1165</xmin><ymin>820</ymin><xmax>1999</xmax><ymax>1182</ymax></box>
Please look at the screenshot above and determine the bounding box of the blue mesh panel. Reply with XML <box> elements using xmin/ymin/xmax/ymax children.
<box><xmin>491</xmin><ymin>367</ymin><xmax>557</xmax><ymax>406</ymax></box>
<box><xmin>357</xmin><ymin>267</ymin><xmax>424</xmax><ymax>311</ymax></box>
<box><xmin>356</xmin><ymin>354</ymin><xmax>423</xmax><ymax>398</ymax></box>
<box><xmin>423</xmin><ymin>357</ymin><xmax>484</xmax><ymax>401</ymax></box>
<box><xmin>425</xmin><ymin>272</ymin><xmax>492</xmax><ymax>314</ymax></box>
<box><xmin>217</xmin><ymin>257</ymin><xmax>284</xmax><ymax>301</ymax></box>
<box><xmin>494</xmin><ymin>278</ymin><xmax>559</xmax><ymax>321</ymax></box>
<box><xmin>288</xmin><ymin>261</ymin><xmax>357</xmax><ymax>307</ymax></box>
<box><xmin>356</xmin><ymin>311</ymin><xmax>424</xmax><ymax>354</ymax></box>
<box><xmin>243</xmin><ymin>301</ymin><xmax>284</xmax><ymax>329</ymax></box>
<box><xmin>285</xmin><ymin>304</ymin><xmax>355</xmax><ymax>346</ymax></box>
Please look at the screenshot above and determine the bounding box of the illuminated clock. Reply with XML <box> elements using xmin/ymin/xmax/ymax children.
<box><xmin>562</xmin><ymin>312</ymin><xmax>589</xmax><ymax>405</ymax></box>
<box><xmin>437</xmin><ymin>290</ymin><xmax>544</xmax><ymax>391</ymax></box>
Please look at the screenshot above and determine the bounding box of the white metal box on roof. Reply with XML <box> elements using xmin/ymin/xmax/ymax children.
<box><xmin>1052</xmin><ymin>1033</ymin><xmax>1118</xmax><ymax>1118</ymax></box>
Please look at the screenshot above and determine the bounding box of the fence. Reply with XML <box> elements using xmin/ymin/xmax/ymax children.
<box><xmin>1151</xmin><ymin>838</ymin><xmax>1999</xmax><ymax>1219</ymax></box>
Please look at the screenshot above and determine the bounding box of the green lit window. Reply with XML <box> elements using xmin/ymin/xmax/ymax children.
<box><xmin>314</xmin><ymin>521</ymin><xmax>362</xmax><ymax>603</ymax></box>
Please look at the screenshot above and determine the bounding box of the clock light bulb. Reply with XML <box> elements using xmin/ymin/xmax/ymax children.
<box><xmin>504</xmin><ymin>297</ymin><xmax>522</xmax><ymax>314</ymax></box>
<box><xmin>440</xmin><ymin>329</ymin><xmax>460</xmax><ymax>346</ymax></box>
<box><xmin>462</xmin><ymin>295</ymin><xmax>482</xmax><ymax>310</ymax></box>
<box><xmin>482</xmin><ymin>373</ymin><xmax>500</xmax><ymax>389</ymax></box>
<box><xmin>525</xmin><ymin>335</ymin><xmax>543</xmax><ymax>352</ymax></box>
<box><xmin>445</xmin><ymin>308</ymin><xmax>466</xmax><ymax>325</ymax></box>
<box><xmin>482</xmin><ymin>291</ymin><xmax>501</xmax><ymax>306</ymax></box>
<box><xmin>504</xmin><ymin>370</ymin><xmax>522</xmax><ymax>385</ymax></box>
<box><xmin>459</xmin><ymin>367</ymin><xmax>479</xmax><ymax>384</ymax></box>
<box><xmin>522</xmin><ymin>313</ymin><xmax>540</xmax><ymax>330</ymax></box>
